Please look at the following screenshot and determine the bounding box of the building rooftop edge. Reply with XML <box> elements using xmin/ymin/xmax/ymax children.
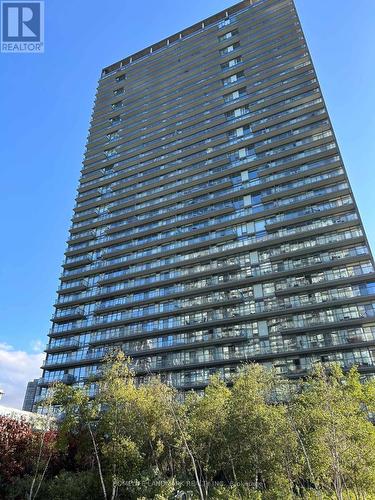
<box><xmin>101</xmin><ymin>0</ymin><xmax>260</xmax><ymax>77</ymax></box>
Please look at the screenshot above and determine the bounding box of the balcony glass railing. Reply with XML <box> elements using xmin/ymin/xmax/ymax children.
<box><xmin>55</xmin><ymin>261</ymin><xmax>373</xmax><ymax>310</ymax></box>
<box><xmin>80</xmin><ymin>85</ymin><xmax>320</xmax><ymax>186</ymax></box>
<box><xmin>54</xmin><ymin>307</ymin><xmax>84</xmax><ymax>319</ymax></box>
<box><xmin>73</xmin><ymin>133</ymin><xmax>331</xmax><ymax>225</ymax></box>
<box><xmin>68</xmin><ymin>192</ymin><xmax>352</xmax><ymax>259</ymax></box>
<box><xmin>50</xmin><ymin>291</ymin><xmax>375</xmax><ymax>337</ymax></box>
<box><xmin>42</xmin><ymin>326</ymin><xmax>375</xmax><ymax>370</ymax></box>
<box><xmin>70</xmin><ymin>166</ymin><xmax>344</xmax><ymax>249</ymax></box>
<box><xmin>81</xmin><ymin>91</ymin><xmax>322</xmax><ymax>194</ymax></box>
<box><xmin>40</xmin><ymin>350</ymin><xmax>375</xmax><ymax>390</ymax></box>
<box><xmin>77</xmin><ymin>123</ymin><xmax>329</xmax><ymax>211</ymax></box>
<box><xmin>60</xmin><ymin>227</ymin><xmax>362</xmax><ymax>293</ymax></box>
<box><xmin>59</xmin><ymin>279</ymin><xmax>88</xmax><ymax>291</ymax></box>
<box><xmin>91</xmin><ymin>37</ymin><xmax>309</xmax><ymax>154</ymax></box>
<box><xmin>46</xmin><ymin>339</ymin><xmax>80</xmax><ymax>351</ymax></box>
<box><xmin>83</xmin><ymin>99</ymin><xmax>322</xmax><ymax>191</ymax></box>
<box><xmin>62</xmin><ymin>212</ymin><xmax>359</xmax><ymax>280</ymax></box>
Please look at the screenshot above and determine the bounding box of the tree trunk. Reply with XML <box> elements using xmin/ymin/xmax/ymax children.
<box><xmin>32</xmin><ymin>454</ymin><xmax>51</xmax><ymax>500</ymax></box>
<box><xmin>170</xmin><ymin>402</ymin><xmax>205</xmax><ymax>500</ymax></box>
<box><xmin>111</xmin><ymin>464</ymin><xmax>117</xmax><ymax>500</ymax></box>
<box><xmin>88</xmin><ymin>422</ymin><xmax>107</xmax><ymax>500</ymax></box>
<box><xmin>288</xmin><ymin>414</ymin><xmax>323</xmax><ymax>500</ymax></box>
<box><xmin>28</xmin><ymin>409</ymin><xmax>52</xmax><ymax>500</ymax></box>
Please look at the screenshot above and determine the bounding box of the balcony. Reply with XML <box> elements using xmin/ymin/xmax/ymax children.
<box><xmin>58</xmin><ymin>279</ymin><xmax>88</xmax><ymax>294</ymax></box>
<box><xmin>52</xmin><ymin>307</ymin><xmax>85</xmax><ymax>323</ymax></box>
<box><xmin>64</xmin><ymin>255</ymin><xmax>93</xmax><ymax>270</ymax></box>
<box><xmin>280</xmin><ymin>313</ymin><xmax>374</xmax><ymax>335</ymax></box>
<box><xmin>49</xmin><ymin>351</ymin><xmax>375</xmax><ymax>392</ymax></box>
<box><xmin>62</xmin><ymin>213</ymin><xmax>359</xmax><ymax>280</ymax></box>
<box><xmin>45</xmin><ymin>339</ymin><xmax>81</xmax><ymax>353</ymax></box>
<box><xmin>68</xmin><ymin>229</ymin><xmax>95</xmax><ymax>242</ymax></box>
<box><xmin>44</xmin><ymin>332</ymin><xmax>249</xmax><ymax>368</ymax></box>
<box><xmin>42</xmin><ymin>328</ymin><xmax>375</xmax><ymax>373</ymax></box>
<box><xmin>38</xmin><ymin>373</ymin><xmax>76</xmax><ymax>387</ymax></box>
<box><xmin>62</xmin><ymin>373</ymin><xmax>76</xmax><ymax>384</ymax></box>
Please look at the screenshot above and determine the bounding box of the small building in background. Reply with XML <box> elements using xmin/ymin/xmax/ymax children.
<box><xmin>22</xmin><ymin>378</ymin><xmax>39</xmax><ymax>412</ymax></box>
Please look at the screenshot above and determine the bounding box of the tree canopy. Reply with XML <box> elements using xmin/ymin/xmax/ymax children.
<box><xmin>1</xmin><ymin>355</ymin><xmax>375</xmax><ymax>499</ymax></box>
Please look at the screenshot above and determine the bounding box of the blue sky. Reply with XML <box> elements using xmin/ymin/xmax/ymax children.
<box><xmin>0</xmin><ymin>0</ymin><xmax>374</xmax><ymax>408</ymax></box>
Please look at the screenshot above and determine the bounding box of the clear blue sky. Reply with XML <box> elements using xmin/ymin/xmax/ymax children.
<box><xmin>0</xmin><ymin>0</ymin><xmax>374</xmax><ymax>407</ymax></box>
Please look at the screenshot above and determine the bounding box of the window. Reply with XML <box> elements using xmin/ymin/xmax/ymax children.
<box><xmin>111</xmin><ymin>101</ymin><xmax>123</xmax><ymax>110</ymax></box>
<box><xmin>218</xmin><ymin>18</ymin><xmax>230</xmax><ymax>28</ymax></box>
<box><xmin>115</xmin><ymin>73</ymin><xmax>126</xmax><ymax>82</ymax></box>
<box><xmin>109</xmin><ymin>115</ymin><xmax>121</xmax><ymax>125</ymax></box>
<box><xmin>218</xmin><ymin>29</ymin><xmax>239</xmax><ymax>42</ymax></box>
<box><xmin>113</xmin><ymin>87</ymin><xmax>124</xmax><ymax>96</ymax></box>
<box><xmin>223</xmin><ymin>87</ymin><xmax>246</xmax><ymax>102</ymax></box>
<box><xmin>221</xmin><ymin>56</ymin><xmax>242</xmax><ymax>71</ymax></box>
<box><xmin>255</xmin><ymin>220</ymin><xmax>266</xmax><ymax>233</ymax></box>
<box><xmin>235</xmin><ymin>108</ymin><xmax>243</xmax><ymax>119</ymax></box>
<box><xmin>106</xmin><ymin>131</ymin><xmax>119</xmax><ymax>142</ymax></box>
<box><xmin>104</xmin><ymin>147</ymin><xmax>118</xmax><ymax>159</ymax></box>
<box><xmin>230</xmin><ymin>124</ymin><xmax>251</xmax><ymax>140</ymax></box>
<box><xmin>218</xmin><ymin>16</ymin><xmax>235</xmax><ymax>29</ymax></box>
<box><xmin>221</xmin><ymin>71</ymin><xmax>244</xmax><ymax>86</ymax></box>
<box><xmin>225</xmin><ymin>105</ymin><xmax>249</xmax><ymax>120</ymax></box>
<box><xmin>220</xmin><ymin>42</ymin><xmax>240</xmax><ymax>56</ymax></box>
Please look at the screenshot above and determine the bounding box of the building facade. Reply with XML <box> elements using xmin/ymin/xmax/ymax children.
<box><xmin>23</xmin><ymin>379</ymin><xmax>39</xmax><ymax>412</ymax></box>
<box><xmin>36</xmin><ymin>0</ymin><xmax>375</xmax><ymax>405</ymax></box>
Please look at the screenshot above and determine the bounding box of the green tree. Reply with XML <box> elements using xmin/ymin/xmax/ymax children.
<box><xmin>182</xmin><ymin>375</ymin><xmax>231</xmax><ymax>499</ymax></box>
<box><xmin>46</xmin><ymin>357</ymin><xmax>375</xmax><ymax>500</ymax></box>
<box><xmin>289</xmin><ymin>363</ymin><xmax>375</xmax><ymax>500</ymax></box>
<box><xmin>225</xmin><ymin>363</ymin><xmax>299</xmax><ymax>498</ymax></box>
<box><xmin>52</xmin><ymin>352</ymin><xmax>178</xmax><ymax>500</ymax></box>
<box><xmin>96</xmin><ymin>352</ymin><xmax>179</xmax><ymax>499</ymax></box>
<box><xmin>50</xmin><ymin>380</ymin><xmax>107</xmax><ymax>498</ymax></box>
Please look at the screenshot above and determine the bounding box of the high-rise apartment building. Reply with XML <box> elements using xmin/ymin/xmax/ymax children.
<box><xmin>36</xmin><ymin>0</ymin><xmax>375</xmax><ymax>406</ymax></box>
